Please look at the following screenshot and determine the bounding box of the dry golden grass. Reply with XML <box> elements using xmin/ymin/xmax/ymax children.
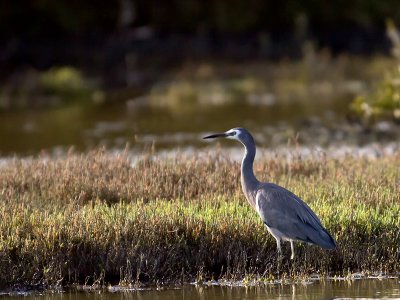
<box><xmin>0</xmin><ymin>149</ymin><xmax>399</xmax><ymax>288</ymax></box>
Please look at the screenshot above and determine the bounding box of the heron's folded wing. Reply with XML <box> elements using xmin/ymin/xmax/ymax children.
<box><xmin>256</xmin><ymin>184</ymin><xmax>336</xmax><ymax>248</ymax></box>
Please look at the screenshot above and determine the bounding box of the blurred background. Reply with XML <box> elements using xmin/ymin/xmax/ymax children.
<box><xmin>1</xmin><ymin>0</ymin><xmax>400</xmax><ymax>156</ymax></box>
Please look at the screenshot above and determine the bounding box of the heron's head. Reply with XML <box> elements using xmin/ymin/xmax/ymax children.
<box><xmin>203</xmin><ymin>127</ymin><xmax>253</xmax><ymax>145</ymax></box>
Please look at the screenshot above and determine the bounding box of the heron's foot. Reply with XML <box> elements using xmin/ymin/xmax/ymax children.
<box><xmin>276</xmin><ymin>252</ymin><xmax>282</xmax><ymax>275</ymax></box>
<box><xmin>277</xmin><ymin>251</ymin><xmax>283</xmax><ymax>263</ymax></box>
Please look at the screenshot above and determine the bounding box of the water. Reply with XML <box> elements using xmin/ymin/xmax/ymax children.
<box><xmin>2</xmin><ymin>279</ymin><xmax>400</xmax><ymax>299</ymax></box>
<box><xmin>2</xmin><ymin>57</ymin><xmax>400</xmax><ymax>157</ymax></box>
<box><xmin>0</xmin><ymin>92</ymin><xmax>364</xmax><ymax>156</ymax></box>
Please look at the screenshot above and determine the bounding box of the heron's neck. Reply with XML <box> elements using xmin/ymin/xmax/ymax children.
<box><xmin>240</xmin><ymin>142</ymin><xmax>259</xmax><ymax>208</ymax></box>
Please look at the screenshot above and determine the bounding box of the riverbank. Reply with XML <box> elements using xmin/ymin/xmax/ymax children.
<box><xmin>0</xmin><ymin>148</ymin><xmax>399</xmax><ymax>289</ymax></box>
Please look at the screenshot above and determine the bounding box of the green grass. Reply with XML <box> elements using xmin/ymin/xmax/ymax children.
<box><xmin>0</xmin><ymin>149</ymin><xmax>399</xmax><ymax>288</ymax></box>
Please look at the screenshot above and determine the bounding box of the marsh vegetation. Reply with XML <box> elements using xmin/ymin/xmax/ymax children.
<box><xmin>0</xmin><ymin>149</ymin><xmax>398</xmax><ymax>288</ymax></box>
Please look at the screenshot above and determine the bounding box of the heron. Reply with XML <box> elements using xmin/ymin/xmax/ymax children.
<box><xmin>203</xmin><ymin>127</ymin><xmax>336</xmax><ymax>259</ymax></box>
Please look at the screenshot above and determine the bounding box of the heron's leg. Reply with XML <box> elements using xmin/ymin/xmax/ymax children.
<box><xmin>290</xmin><ymin>240</ymin><xmax>295</xmax><ymax>260</ymax></box>
<box><xmin>275</xmin><ymin>238</ymin><xmax>282</xmax><ymax>276</ymax></box>
<box><xmin>275</xmin><ymin>238</ymin><xmax>282</xmax><ymax>257</ymax></box>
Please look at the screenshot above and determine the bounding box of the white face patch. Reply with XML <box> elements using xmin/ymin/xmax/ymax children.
<box><xmin>225</xmin><ymin>129</ymin><xmax>240</xmax><ymax>140</ymax></box>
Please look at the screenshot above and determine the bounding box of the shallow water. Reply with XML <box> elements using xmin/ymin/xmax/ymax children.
<box><xmin>3</xmin><ymin>279</ymin><xmax>400</xmax><ymax>299</ymax></box>
<box><xmin>0</xmin><ymin>95</ymin><xmax>350</xmax><ymax>156</ymax></box>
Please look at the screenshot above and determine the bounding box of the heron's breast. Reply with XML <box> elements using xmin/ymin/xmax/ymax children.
<box><xmin>242</xmin><ymin>182</ymin><xmax>257</xmax><ymax>209</ymax></box>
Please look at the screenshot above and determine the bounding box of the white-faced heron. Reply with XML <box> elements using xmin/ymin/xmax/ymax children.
<box><xmin>203</xmin><ymin>127</ymin><xmax>336</xmax><ymax>259</ymax></box>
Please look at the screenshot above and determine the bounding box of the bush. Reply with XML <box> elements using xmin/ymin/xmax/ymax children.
<box><xmin>351</xmin><ymin>20</ymin><xmax>400</xmax><ymax>123</ymax></box>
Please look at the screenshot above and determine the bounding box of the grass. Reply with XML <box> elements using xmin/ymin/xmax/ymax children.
<box><xmin>0</xmin><ymin>66</ymin><xmax>103</xmax><ymax>111</ymax></box>
<box><xmin>0</xmin><ymin>149</ymin><xmax>399</xmax><ymax>289</ymax></box>
<box><xmin>148</xmin><ymin>54</ymin><xmax>394</xmax><ymax>116</ymax></box>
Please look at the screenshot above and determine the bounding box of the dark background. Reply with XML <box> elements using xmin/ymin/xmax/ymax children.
<box><xmin>1</xmin><ymin>0</ymin><xmax>399</xmax><ymax>87</ymax></box>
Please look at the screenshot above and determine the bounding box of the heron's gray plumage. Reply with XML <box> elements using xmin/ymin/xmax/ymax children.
<box><xmin>255</xmin><ymin>185</ymin><xmax>336</xmax><ymax>249</ymax></box>
<box><xmin>204</xmin><ymin>127</ymin><xmax>336</xmax><ymax>259</ymax></box>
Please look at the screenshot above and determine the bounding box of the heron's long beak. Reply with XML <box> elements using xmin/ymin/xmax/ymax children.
<box><xmin>203</xmin><ymin>132</ymin><xmax>228</xmax><ymax>139</ymax></box>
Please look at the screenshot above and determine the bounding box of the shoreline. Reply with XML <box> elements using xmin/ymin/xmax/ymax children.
<box><xmin>0</xmin><ymin>139</ymin><xmax>399</xmax><ymax>165</ymax></box>
<box><xmin>0</xmin><ymin>274</ymin><xmax>399</xmax><ymax>295</ymax></box>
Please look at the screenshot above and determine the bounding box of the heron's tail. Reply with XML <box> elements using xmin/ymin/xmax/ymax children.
<box><xmin>317</xmin><ymin>229</ymin><xmax>337</xmax><ymax>249</ymax></box>
<box><xmin>299</xmin><ymin>224</ymin><xmax>337</xmax><ymax>249</ymax></box>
